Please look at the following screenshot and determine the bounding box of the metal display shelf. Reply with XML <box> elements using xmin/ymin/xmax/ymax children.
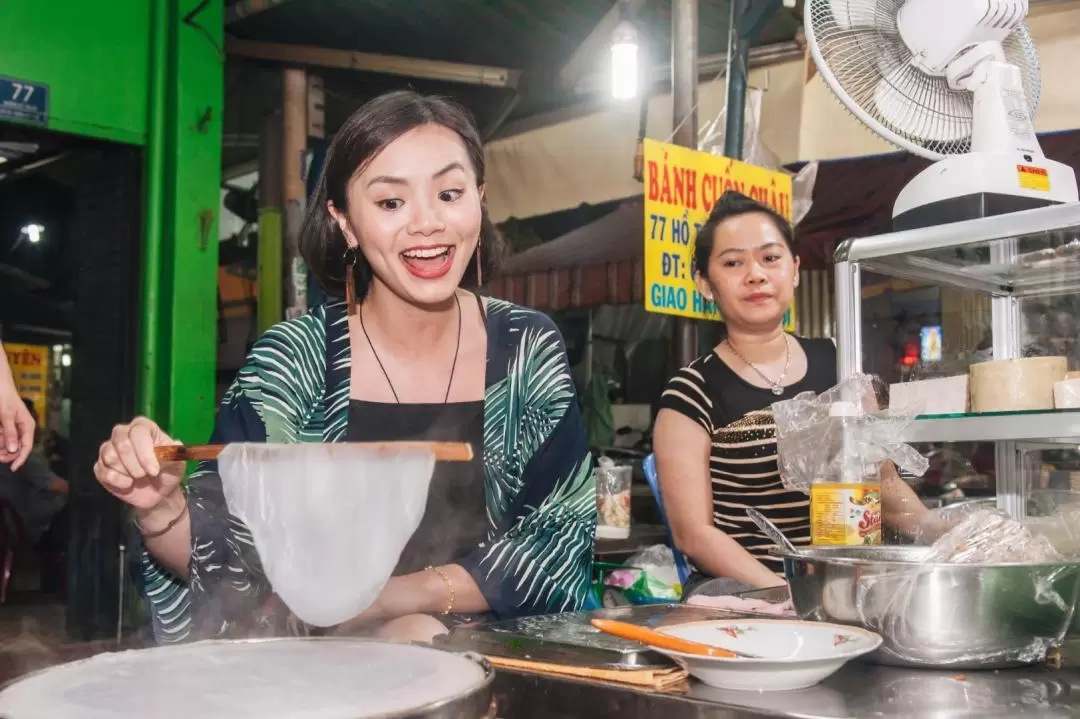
<box><xmin>833</xmin><ymin>203</ymin><xmax>1080</xmax><ymax>520</ymax></box>
<box><xmin>902</xmin><ymin>409</ymin><xmax>1080</xmax><ymax>444</ymax></box>
<box><xmin>834</xmin><ymin>202</ymin><xmax>1080</xmax><ymax>297</ymax></box>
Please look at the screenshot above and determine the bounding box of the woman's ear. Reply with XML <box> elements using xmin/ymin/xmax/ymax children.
<box><xmin>478</xmin><ymin>183</ymin><xmax>486</xmax><ymax>203</ymax></box>
<box><xmin>694</xmin><ymin>272</ymin><xmax>714</xmax><ymax>302</ymax></box>
<box><xmin>328</xmin><ymin>201</ymin><xmax>357</xmax><ymax>247</ymax></box>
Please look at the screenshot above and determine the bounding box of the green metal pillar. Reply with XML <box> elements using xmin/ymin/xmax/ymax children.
<box><xmin>723</xmin><ymin>0</ymin><xmax>781</xmax><ymax>161</ymax></box>
<box><xmin>723</xmin><ymin>0</ymin><xmax>750</xmax><ymax>161</ymax></box>
<box><xmin>138</xmin><ymin>0</ymin><xmax>169</xmax><ymax>423</ymax></box>
<box><xmin>139</xmin><ymin>0</ymin><xmax>223</xmax><ymax>443</ymax></box>
<box><xmin>257</xmin><ymin>111</ymin><xmax>284</xmax><ymax>333</ymax></box>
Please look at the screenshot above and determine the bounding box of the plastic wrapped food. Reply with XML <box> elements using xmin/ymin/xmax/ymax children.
<box><xmin>218</xmin><ymin>442</ymin><xmax>435</xmax><ymax>627</ymax></box>
<box><xmin>601</xmin><ymin>545</ymin><xmax>682</xmax><ymax>604</ymax></box>
<box><xmin>923</xmin><ymin>509</ymin><xmax>1064</xmax><ymax>564</ymax></box>
<box><xmin>595</xmin><ymin>457</ymin><xmax>632</xmax><ymax>539</ymax></box>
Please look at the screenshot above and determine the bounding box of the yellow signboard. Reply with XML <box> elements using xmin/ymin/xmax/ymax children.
<box><xmin>642</xmin><ymin>139</ymin><xmax>796</xmax><ymax>331</ymax></box>
<box><xmin>4</xmin><ymin>343</ymin><xmax>49</xmax><ymax>422</ymax></box>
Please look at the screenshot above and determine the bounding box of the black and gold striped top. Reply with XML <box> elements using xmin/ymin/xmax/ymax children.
<box><xmin>658</xmin><ymin>337</ymin><xmax>837</xmax><ymax>574</ymax></box>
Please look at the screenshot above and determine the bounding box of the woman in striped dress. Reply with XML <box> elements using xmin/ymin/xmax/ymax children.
<box><xmin>653</xmin><ymin>191</ymin><xmax>927</xmax><ymax>591</ymax></box>
<box><xmin>92</xmin><ymin>91</ymin><xmax>597</xmax><ymax>644</ymax></box>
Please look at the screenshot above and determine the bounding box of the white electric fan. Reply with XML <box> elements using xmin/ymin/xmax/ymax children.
<box><xmin>805</xmin><ymin>0</ymin><xmax>1079</xmax><ymax>225</ymax></box>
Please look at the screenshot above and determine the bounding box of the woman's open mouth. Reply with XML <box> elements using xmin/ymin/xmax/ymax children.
<box><xmin>400</xmin><ymin>245</ymin><xmax>455</xmax><ymax>280</ymax></box>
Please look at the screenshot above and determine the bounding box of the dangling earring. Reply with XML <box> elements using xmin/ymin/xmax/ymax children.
<box><xmin>475</xmin><ymin>238</ymin><xmax>483</xmax><ymax>287</ymax></box>
<box><xmin>344</xmin><ymin>246</ymin><xmax>358</xmax><ymax>315</ymax></box>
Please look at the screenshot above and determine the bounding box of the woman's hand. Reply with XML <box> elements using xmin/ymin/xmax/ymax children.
<box><xmin>94</xmin><ymin>417</ymin><xmax>186</xmax><ymax>526</ymax></box>
<box><xmin>0</xmin><ymin>355</ymin><xmax>34</xmax><ymax>470</ymax></box>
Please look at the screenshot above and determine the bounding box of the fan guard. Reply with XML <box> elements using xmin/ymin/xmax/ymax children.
<box><xmin>806</xmin><ymin>0</ymin><xmax>1041</xmax><ymax>160</ymax></box>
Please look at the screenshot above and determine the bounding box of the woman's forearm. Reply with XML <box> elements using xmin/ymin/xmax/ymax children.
<box><xmin>681</xmin><ymin>527</ymin><xmax>786</xmax><ymax>589</ymax></box>
<box><xmin>881</xmin><ymin>464</ymin><xmax>929</xmax><ymax>537</ymax></box>
<box><xmin>136</xmin><ymin>493</ymin><xmax>192</xmax><ymax>579</ymax></box>
<box><xmin>334</xmin><ymin>563</ymin><xmax>490</xmax><ymax>635</ymax></box>
<box><xmin>377</xmin><ymin>564</ymin><xmax>488</xmax><ymax>617</ymax></box>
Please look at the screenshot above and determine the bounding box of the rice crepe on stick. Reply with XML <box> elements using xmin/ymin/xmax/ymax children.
<box><xmin>207</xmin><ymin>442</ymin><xmax>442</xmax><ymax>627</ymax></box>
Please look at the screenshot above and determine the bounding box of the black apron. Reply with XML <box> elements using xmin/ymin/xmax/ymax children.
<box><xmin>346</xmin><ymin>399</ymin><xmax>487</xmax><ymax>576</ymax></box>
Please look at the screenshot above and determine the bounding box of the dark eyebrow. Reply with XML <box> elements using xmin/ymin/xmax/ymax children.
<box><xmin>433</xmin><ymin>161</ymin><xmax>466</xmax><ymax>178</ymax></box>
<box><xmin>719</xmin><ymin>241</ymin><xmax>782</xmax><ymax>256</ymax></box>
<box><xmin>367</xmin><ymin>174</ymin><xmax>406</xmax><ymax>188</ymax></box>
<box><xmin>366</xmin><ymin>162</ymin><xmax>466</xmax><ymax>188</ymax></box>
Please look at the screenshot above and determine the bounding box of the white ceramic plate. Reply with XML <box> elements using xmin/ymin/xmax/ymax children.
<box><xmin>654</xmin><ymin>619</ymin><xmax>882</xmax><ymax>692</ymax></box>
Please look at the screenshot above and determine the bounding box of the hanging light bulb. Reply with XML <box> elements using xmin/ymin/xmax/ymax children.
<box><xmin>20</xmin><ymin>223</ymin><xmax>44</xmax><ymax>244</ymax></box>
<box><xmin>610</xmin><ymin>18</ymin><xmax>639</xmax><ymax>100</ymax></box>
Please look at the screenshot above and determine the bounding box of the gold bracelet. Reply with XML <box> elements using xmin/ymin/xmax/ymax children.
<box><xmin>134</xmin><ymin>501</ymin><xmax>188</xmax><ymax>539</ymax></box>
<box><xmin>426</xmin><ymin>565</ymin><xmax>455</xmax><ymax>615</ymax></box>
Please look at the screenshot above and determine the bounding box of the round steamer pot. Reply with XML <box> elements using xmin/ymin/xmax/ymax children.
<box><xmin>0</xmin><ymin>637</ymin><xmax>496</xmax><ymax>719</ymax></box>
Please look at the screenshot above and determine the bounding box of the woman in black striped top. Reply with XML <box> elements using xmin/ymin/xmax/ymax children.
<box><xmin>654</xmin><ymin>192</ymin><xmax>927</xmax><ymax>590</ymax></box>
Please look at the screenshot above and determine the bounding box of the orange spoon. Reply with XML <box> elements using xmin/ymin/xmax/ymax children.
<box><xmin>591</xmin><ymin>619</ymin><xmax>746</xmax><ymax>658</ymax></box>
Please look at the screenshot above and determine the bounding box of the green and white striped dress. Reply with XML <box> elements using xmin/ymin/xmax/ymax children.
<box><xmin>135</xmin><ymin>299</ymin><xmax>597</xmax><ymax>643</ymax></box>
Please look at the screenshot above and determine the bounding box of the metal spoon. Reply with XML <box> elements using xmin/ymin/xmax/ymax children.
<box><xmin>747</xmin><ymin>508</ymin><xmax>801</xmax><ymax>555</ymax></box>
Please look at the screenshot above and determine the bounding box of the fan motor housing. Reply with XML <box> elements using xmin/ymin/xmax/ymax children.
<box><xmin>893</xmin><ymin>153</ymin><xmax>1079</xmax><ymax>231</ymax></box>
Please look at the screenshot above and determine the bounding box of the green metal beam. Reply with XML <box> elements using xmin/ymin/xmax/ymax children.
<box><xmin>140</xmin><ymin>0</ymin><xmax>223</xmax><ymax>442</ymax></box>
<box><xmin>165</xmin><ymin>0</ymin><xmax>223</xmax><ymax>442</ymax></box>
<box><xmin>138</xmin><ymin>0</ymin><xmax>170</xmax><ymax>421</ymax></box>
<box><xmin>257</xmin><ymin>111</ymin><xmax>284</xmax><ymax>332</ymax></box>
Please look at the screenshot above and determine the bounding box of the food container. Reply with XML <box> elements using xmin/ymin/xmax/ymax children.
<box><xmin>775</xmin><ymin>545</ymin><xmax>1080</xmax><ymax>669</ymax></box>
<box><xmin>969</xmin><ymin>357</ymin><xmax>1067</xmax><ymax>412</ymax></box>
<box><xmin>889</xmin><ymin>375</ymin><xmax>968</xmax><ymax>415</ymax></box>
<box><xmin>596</xmin><ymin>460</ymin><xmax>632</xmax><ymax>540</ymax></box>
<box><xmin>1054</xmin><ymin>378</ymin><xmax>1080</xmax><ymax>409</ymax></box>
<box><xmin>0</xmin><ymin>638</ymin><xmax>496</xmax><ymax>719</ymax></box>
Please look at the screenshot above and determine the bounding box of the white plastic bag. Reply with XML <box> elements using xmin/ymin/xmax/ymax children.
<box><xmin>697</xmin><ymin>86</ymin><xmax>820</xmax><ymax>227</ymax></box>
<box><xmin>218</xmin><ymin>443</ymin><xmax>435</xmax><ymax>627</ymax></box>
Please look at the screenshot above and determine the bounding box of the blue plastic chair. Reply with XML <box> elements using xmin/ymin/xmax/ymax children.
<box><xmin>641</xmin><ymin>454</ymin><xmax>692</xmax><ymax>588</ymax></box>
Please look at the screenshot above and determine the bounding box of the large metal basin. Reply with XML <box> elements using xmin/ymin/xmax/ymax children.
<box><xmin>777</xmin><ymin>545</ymin><xmax>1080</xmax><ymax>669</ymax></box>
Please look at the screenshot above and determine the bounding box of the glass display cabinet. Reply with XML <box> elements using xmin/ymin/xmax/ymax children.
<box><xmin>833</xmin><ymin>203</ymin><xmax>1080</xmax><ymax>520</ymax></box>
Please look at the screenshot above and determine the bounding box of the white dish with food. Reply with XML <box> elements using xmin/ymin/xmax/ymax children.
<box><xmin>654</xmin><ymin>619</ymin><xmax>882</xmax><ymax>692</ymax></box>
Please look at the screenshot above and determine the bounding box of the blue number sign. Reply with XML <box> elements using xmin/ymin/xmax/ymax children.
<box><xmin>0</xmin><ymin>76</ymin><xmax>49</xmax><ymax>127</ymax></box>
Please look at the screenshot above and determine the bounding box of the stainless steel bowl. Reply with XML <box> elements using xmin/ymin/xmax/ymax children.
<box><xmin>776</xmin><ymin>545</ymin><xmax>1080</xmax><ymax>669</ymax></box>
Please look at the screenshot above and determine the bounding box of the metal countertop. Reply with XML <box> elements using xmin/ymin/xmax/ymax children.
<box><xmin>494</xmin><ymin>653</ymin><xmax>1080</xmax><ymax>718</ymax></box>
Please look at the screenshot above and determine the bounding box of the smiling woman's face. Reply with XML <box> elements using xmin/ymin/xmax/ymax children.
<box><xmin>330</xmin><ymin>123</ymin><xmax>483</xmax><ymax>308</ymax></box>
<box><xmin>695</xmin><ymin>211</ymin><xmax>799</xmax><ymax>331</ymax></box>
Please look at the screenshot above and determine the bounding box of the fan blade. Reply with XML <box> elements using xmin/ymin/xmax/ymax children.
<box><xmin>828</xmin><ymin>0</ymin><xmax>882</xmax><ymax>30</ymax></box>
<box><xmin>873</xmin><ymin>61</ymin><xmax>972</xmax><ymax>145</ymax></box>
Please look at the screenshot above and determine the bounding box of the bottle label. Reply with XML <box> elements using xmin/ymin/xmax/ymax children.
<box><xmin>810</xmin><ymin>484</ymin><xmax>882</xmax><ymax>546</ymax></box>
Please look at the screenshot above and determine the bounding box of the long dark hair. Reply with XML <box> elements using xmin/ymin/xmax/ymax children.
<box><xmin>300</xmin><ymin>90</ymin><xmax>504</xmax><ymax>302</ymax></box>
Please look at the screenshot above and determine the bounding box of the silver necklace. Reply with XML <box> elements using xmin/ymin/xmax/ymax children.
<box><xmin>725</xmin><ymin>334</ymin><xmax>791</xmax><ymax>395</ymax></box>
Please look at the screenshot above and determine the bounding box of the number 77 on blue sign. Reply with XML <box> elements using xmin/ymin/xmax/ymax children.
<box><xmin>0</xmin><ymin>77</ymin><xmax>49</xmax><ymax>127</ymax></box>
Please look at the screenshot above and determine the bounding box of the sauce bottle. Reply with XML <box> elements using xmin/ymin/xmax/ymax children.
<box><xmin>809</xmin><ymin>401</ymin><xmax>883</xmax><ymax>546</ymax></box>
